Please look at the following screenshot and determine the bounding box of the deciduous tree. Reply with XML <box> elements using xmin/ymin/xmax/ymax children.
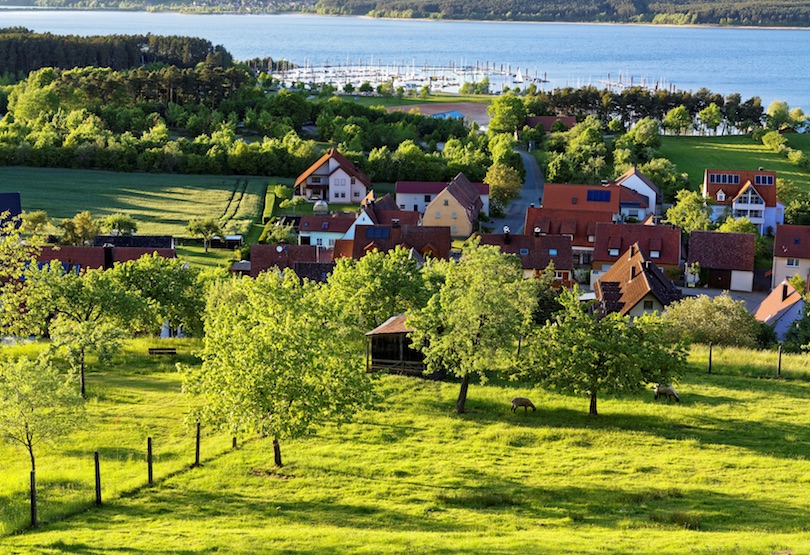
<box><xmin>187</xmin><ymin>216</ymin><xmax>222</xmax><ymax>253</ymax></box>
<box><xmin>663</xmin><ymin>292</ymin><xmax>759</xmax><ymax>348</ymax></box>
<box><xmin>665</xmin><ymin>189</ymin><xmax>713</xmax><ymax>235</ymax></box>
<box><xmin>485</xmin><ymin>162</ymin><xmax>523</xmax><ymax>207</ymax></box>
<box><xmin>487</xmin><ymin>94</ymin><xmax>527</xmax><ymax>136</ymax></box>
<box><xmin>103</xmin><ymin>213</ymin><xmax>138</xmax><ymax>236</ymax></box>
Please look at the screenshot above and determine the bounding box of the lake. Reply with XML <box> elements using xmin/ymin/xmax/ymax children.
<box><xmin>0</xmin><ymin>10</ymin><xmax>808</xmax><ymax>108</ymax></box>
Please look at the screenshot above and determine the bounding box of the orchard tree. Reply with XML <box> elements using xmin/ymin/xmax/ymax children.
<box><xmin>59</xmin><ymin>211</ymin><xmax>100</xmax><ymax>246</ymax></box>
<box><xmin>20</xmin><ymin>211</ymin><xmax>50</xmax><ymax>237</ymax></box>
<box><xmin>0</xmin><ymin>354</ymin><xmax>85</xmax><ymax>527</ymax></box>
<box><xmin>183</xmin><ymin>272</ymin><xmax>375</xmax><ymax>467</ymax></box>
<box><xmin>485</xmin><ymin>163</ymin><xmax>523</xmax><ymax>207</ymax></box>
<box><xmin>521</xmin><ymin>289</ymin><xmax>687</xmax><ymax>416</ymax></box>
<box><xmin>487</xmin><ymin>94</ymin><xmax>527</xmax><ymax>136</ymax></box>
<box><xmin>187</xmin><ymin>217</ymin><xmax>222</xmax><ymax>253</ymax></box>
<box><xmin>665</xmin><ymin>190</ymin><xmax>713</xmax><ymax>235</ymax></box>
<box><xmin>408</xmin><ymin>242</ymin><xmax>538</xmax><ymax>413</ymax></box>
<box><xmin>663</xmin><ymin>293</ymin><xmax>759</xmax><ymax>348</ymax></box>
<box><xmin>103</xmin><ymin>213</ymin><xmax>138</xmax><ymax>236</ymax></box>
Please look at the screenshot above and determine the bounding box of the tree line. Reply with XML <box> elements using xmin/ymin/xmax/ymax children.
<box><xmin>0</xmin><ymin>28</ymin><xmax>232</xmax><ymax>79</ymax></box>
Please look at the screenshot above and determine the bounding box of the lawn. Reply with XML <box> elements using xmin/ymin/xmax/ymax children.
<box><xmin>1</xmin><ymin>341</ymin><xmax>809</xmax><ymax>554</ymax></box>
<box><xmin>0</xmin><ymin>167</ymin><xmax>272</xmax><ymax>237</ymax></box>
<box><xmin>659</xmin><ymin>134</ymin><xmax>810</xmax><ymax>192</ymax></box>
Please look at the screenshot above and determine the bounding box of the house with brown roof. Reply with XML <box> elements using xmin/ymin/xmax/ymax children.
<box><xmin>478</xmin><ymin>227</ymin><xmax>574</xmax><ymax>282</ymax></box>
<box><xmin>396</xmin><ymin>179</ymin><xmax>490</xmax><ymax>216</ymax></box>
<box><xmin>295</xmin><ymin>148</ymin><xmax>372</xmax><ymax>204</ymax></box>
<box><xmin>298</xmin><ymin>214</ymin><xmax>356</xmax><ymax>248</ymax></box>
<box><xmin>755</xmin><ymin>280</ymin><xmax>806</xmax><ymax>342</ymax></box>
<box><xmin>688</xmin><ymin>230</ymin><xmax>755</xmax><ymax>292</ymax></box>
<box><xmin>702</xmin><ymin>168</ymin><xmax>784</xmax><ymax>234</ymax></box>
<box><xmin>614</xmin><ymin>166</ymin><xmax>661</xmax><ymax>215</ymax></box>
<box><xmin>524</xmin><ymin>207</ymin><xmax>614</xmax><ymax>266</ymax></box>
<box><xmin>38</xmin><ymin>246</ymin><xmax>176</xmax><ymax>273</ymax></box>
<box><xmin>423</xmin><ymin>173</ymin><xmax>484</xmax><ymax>238</ymax></box>
<box><xmin>250</xmin><ymin>244</ymin><xmax>334</xmax><ymax>281</ymax></box>
<box><xmin>344</xmin><ymin>194</ymin><xmax>420</xmax><ymax>240</ymax></box>
<box><xmin>333</xmin><ymin>224</ymin><xmax>451</xmax><ymax>261</ymax></box>
<box><xmin>772</xmin><ymin>224</ymin><xmax>810</xmax><ymax>288</ymax></box>
<box><xmin>591</xmin><ymin>222</ymin><xmax>681</xmax><ymax>286</ymax></box>
<box><xmin>594</xmin><ymin>243</ymin><xmax>683</xmax><ymax>317</ymax></box>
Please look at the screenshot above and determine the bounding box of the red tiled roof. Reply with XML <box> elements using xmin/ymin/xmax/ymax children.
<box><xmin>250</xmin><ymin>244</ymin><xmax>334</xmax><ymax>278</ymax></box>
<box><xmin>593</xmin><ymin>223</ymin><xmax>681</xmax><ymax>267</ymax></box>
<box><xmin>702</xmin><ymin>169</ymin><xmax>778</xmax><ymax>208</ymax></box>
<box><xmin>478</xmin><ymin>233</ymin><xmax>573</xmax><ymax>272</ymax></box>
<box><xmin>396</xmin><ymin>181</ymin><xmax>447</xmax><ymax>195</ymax></box>
<box><xmin>542</xmin><ymin>182</ymin><xmax>621</xmax><ymax>213</ymax></box>
<box><xmin>524</xmin><ymin>116</ymin><xmax>577</xmax><ymax>133</ymax></box>
<box><xmin>334</xmin><ymin>225</ymin><xmax>451</xmax><ymax>261</ymax></box>
<box><xmin>755</xmin><ymin>280</ymin><xmax>804</xmax><ymax>325</ymax></box>
<box><xmin>688</xmin><ymin>230</ymin><xmax>755</xmax><ymax>271</ymax></box>
<box><xmin>524</xmin><ymin>207</ymin><xmax>614</xmax><ymax>249</ymax></box>
<box><xmin>38</xmin><ymin>246</ymin><xmax>105</xmax><ymax>270</ymax></box>
<box><xmin>774</xmin><ymin>224</ymin><xmax>810</xmax><ymax>259</ymax></box>
<box><xmin>594</xmin><ymin>243</ymin><xmax>682</xmax><ymax>316</ymax></box>
<box><xmin>299</xmin><ymin>214</ymin><xmax>356</xmax><ymax>234</ymax></box>
<box><xmin>295</xmin><ymin>148</ymin><xmax>371</xmax><ymax>188</ymax></box>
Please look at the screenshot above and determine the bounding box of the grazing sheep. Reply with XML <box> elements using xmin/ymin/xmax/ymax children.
<box><xmin>511</xmin><ymin>397</ymin><xmax>536</xmax><ymax>412</ymax></box>
<box><xmin>654</xmin><ymin>384</ymin><xmax>680</xmax><ymax>403</ymax></box>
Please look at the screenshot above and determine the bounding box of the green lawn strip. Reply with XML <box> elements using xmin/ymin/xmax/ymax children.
<box><xmin>659</xmin><ymin>135</ymin><xmax>810</xmax><ymax>193</ymax></box>
<box><xmin>1</xmin><ymin>344</ymin><xmax>809</xmax><ymax>553</ymax></box>
<box><xmin>341</xmin><ymin>93</ymin><xmax>492</xmax><ymax>109</ymax></box>
<box><xmin>175</xmin><ymin>245</ymin><xmax>236</xmax><ymax>272</ymax></box>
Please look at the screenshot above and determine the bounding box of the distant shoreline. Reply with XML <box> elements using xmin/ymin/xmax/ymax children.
<box><xmin>0</xmin><ymin>6</ymin><xmax>808</xmax><ymax>30</ymax></box>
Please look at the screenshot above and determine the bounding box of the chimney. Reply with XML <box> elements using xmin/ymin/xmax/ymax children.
<box><xmin>530</xmin><ymin>203</ymin><xmax>535</xmax><ymax>209</ymax></box>
<box><xmin>533</xmin><ymin>226</ymin><xmax>541</xmax><ymax>238</ymax></box>
<box><xmin>631</xmin><ymin>265</ymin><xmax>637</xmax><ymax>280</ymax></box>
<box><xmin>503</xmin><ymin>225</ymin><xmax>511</xmax><ymax>244</ymax></box>
<box><xmin>783</xmin><ymin>283</ymin><xmax>789</xmax><ymax>301</ymax></box>
<box><xmin>392</xmin><ymin>218</ymin><xmax>400</xmax><ymax>228</ymax></box>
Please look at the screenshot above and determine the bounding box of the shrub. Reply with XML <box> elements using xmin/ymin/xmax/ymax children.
<box><xmin>663</xmin><ymin>293</ymin><xmax>759</xmax><ymax>348</ymax></box>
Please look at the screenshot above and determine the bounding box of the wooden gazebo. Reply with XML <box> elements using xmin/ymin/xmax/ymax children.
<box><xmin>365</xmin><ymin>315</ymin><xmax>426</xmax><ymax>375</ymax></box>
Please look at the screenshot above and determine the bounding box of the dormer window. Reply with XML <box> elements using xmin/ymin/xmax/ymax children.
<box><xmin>650</xmin><ymin>250</ymin><xmax>660</xmax><ymax>259</ymax></box>
<box><xmin>587</xmin><ymin>235</ymin><xmax>595</xmax><ymax>243</ymax></box>
<box><xmin>549</xmin><ymin>249</ymin><xmax>558</xmax><ymax>256</ymax></box>
<box><xmin>717</xmin><ymin>190</ymin><xmax>726</xmax><ymax>202</ymax></box>
<box><xmin>609</xmin><ymin>248</ymin><xmax>620</xmax><ymax>257</ymax></box>
<box><xmin>519</xmin><ymin>248</ymin><xmax>529</xmax><ymax>256</ymax></box>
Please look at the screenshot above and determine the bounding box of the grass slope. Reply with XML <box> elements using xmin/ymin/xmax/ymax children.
<box><xmin>0</xmin><ymin>167</ymin><xmax>271</xmax><ymax>237</ymax></box>
<box><xmin>659</xmin><ymin>135</ymin><xmax>810</xmax><ymax>192</ymax></box>
<box><xmin>1</xmin><ymin>342</ymin><xmax>810</xmax><ymax>554</ymax></box>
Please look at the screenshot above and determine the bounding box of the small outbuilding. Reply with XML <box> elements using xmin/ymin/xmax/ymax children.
<box><xmin>365</xmin><ymin>315</ymin><xmax>427</xmax><ymax>376</ymax></box>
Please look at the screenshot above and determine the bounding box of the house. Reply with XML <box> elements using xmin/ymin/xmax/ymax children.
<box><xmin>542</xmin><ymin>181</ymin><xmax>653</xmax><ymax>221</ymax></box>
<box><xmin>523</xmin><ymin>116</ymin><xmax>577</xmax><ymax>133</ymax></box>
<box><xmin>295</xmin><ymin>148</ymin><xmax>372</xmax><ymax>204</ymax></box>
<box><xmin>344</xmin><ymin>194</ymin><xmax>420</xmax><ymax>240</ymax></box>
<box><xmin>37</xmin><ymin>245</ymin><xmax>176</xmax><ymax>272</ymax></box>
<box><xmin>755</xmin><ymin>280</ymin><xmax>806</xmax><ymax>342</ymax></box>
<box><xmin>524</xmin><ymin>207</ymin><xmax>614</xmax><ymax>266</ymax></box>
<box><xmin>614</xmin><ymin>167</ymin><xmax>661</xmax><ymax>215</ymax></box>
<box><xmin>591</xmin><ymin>222</ymin><xmax>681</xmax><ymax>286</ymax></box>
<box><xmin>422</xmin><ymin>173</ymin><xmax>484</xmax><ymax>238</ymax></box>
<box><xmin>250</xmin><ymin>244</ymin><xmax>334</xmax><ymax>281</ymax></box>
<box><xmin>772</xmin><ymin>224</ymin><xmax>810</xmax><ymax>288</ymax></box>
<box><xmin>594</xmin><ymin>243</ymin><xmax>683</xmax><ymax>317</ymax></box>
<box><xmin>298</xmin><ymin>214</ymin><xmax>356</xmax><ymax>248</ymax></box>
<box><xmin>396</xmin><ymin>178</ymin><xmax>490</xmax><ymax>215</ymax></box>
<box><xmin>365</xmin><ymin>314</ymin><xmax>427</xmax><ymax>375</ymax></box>
<box><xmin>688</xmin><ymin>230</ymin><xmax>755</xmax><ymax>292</ymax></box>
<box><xmin>702</xmin><ymin>168</ymin><xmax>784</xmax><ymax>234</ymax></box>
<box><xmin>478</xmin><ymin>228</ymin><xmax>574</xmax><ymax>283</ymax></box>
<box><xmin>333</xmin><ymin>223</ymin><xmax>451</xmax><ymax>261</ymax></box>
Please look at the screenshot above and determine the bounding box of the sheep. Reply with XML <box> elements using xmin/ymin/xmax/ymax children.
<box><xmin>654</xmin><ymin>384</ymin><xmax>680</xmax><ymax>403</ymax></box>
<box><xmin>511</xmin><ymin>397</ymin><xmax>536</xmax><ymax>412</ymax></box>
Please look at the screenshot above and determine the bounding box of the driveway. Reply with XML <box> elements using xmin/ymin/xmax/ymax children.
<box><xmin>488</xmin><ymin>149</ymin><xmax>544</xmax><ymax>234</ymax></box>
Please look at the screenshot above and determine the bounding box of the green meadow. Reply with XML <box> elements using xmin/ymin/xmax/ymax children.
<box><xmin>659</xmin><ymin>134</ymin><xmax>810</xmax><ymax>192</ymax></box>
<box><xmin>0</xmin><ymin>167</ymin><xmax>276</xmax><ymax>237</ymax></box>
<box><xmin>1</xmin><ymin>340</ymin><xmax>809</xmax><ymax>554</ymax></box>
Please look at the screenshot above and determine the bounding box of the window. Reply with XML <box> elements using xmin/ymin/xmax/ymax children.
<box><xmin>340</xmin><ymin>192</ymin><xmax>346</xmax><ymax>198</ymax></box>
<box><xmin>650</xmin><ymin>250</ymin><xmax>660</xmax><ymax>258</ymax></box>
<box><xmin>366</xmin><ymin>227</ymin><xmax>391</xmax><ymax>239</ymax></box>
<box><xmin>351</xmin><ymin>177</ymin><xmax>356</xmax><ymax>185</ymax></box>
<box><xmin>321</xmin><ymin>222</ymin><xmax>329</xmax><ymax>230</ymax></box>
<box><xmin>451</xmin><ymin>212</ymin><xmax>457</xmax><ymax>219</ymax></box>
<box><xmin>316</xmin><ymin>238</ymin><xmax>323</xmax><ymax>246</ymax></box>
<box><xmin>519</xmin><ymin>248</ymin><xmax>529</xmax><ymax>256</ymax></box>
<box><xmin>587</xmin><ymin>190</ymin><xmax>611</xmax><ymax>202</ymax></box>
<box><xmin>451</xmin><ymin>226</ymin><xmax>457</xmax><ymax>233</ymax></box>
<box><xmin>424</xmin><ymin>195</ymin><xmax>431</xmax><ymax>202</ymax></box>
<box><xmin>311</xmin><ymin>176</ymin><xmax>322</xmax><ymax>184</ymax></box>
<box><xmin>755</xmin><ymin>175</ymin><xmax>773</xmax><ymax>185</ymax></box>
<box><xmin>435</xmin><ymin>212</ymin><xmax>441</xmax><ymax>218</ymax></box>
<box><xmin>328</xmin><ymin>239</ymin><xmax>336</xmax><ymax>246</ymax></box>
<box><xmin>717</xmin><ymin>191</ymin><xmax>726</xmax><ymax>202</ymax></box>
<box><xmin>549</xmin><ymin>249</ymin><xmax>558</xmax><ymax>256</ymax></box>
<box><xmin>587</xmin><ymin>235</ymin><xmax>595</xmax><ymax>243</ymax></box>
<box><xmin>787</xmin><ymin>258</ymin><xmax>800</xmax><ymax>267</ymax></box>
<box><xmin>609</xmin><ymin>248</ymin><xmax>619</xmax><ymax>257</ymax></box>
<box><xmin>354</xmin><ymin>191</ymin><xmax>360</xmax><ymax>198</ymax></box>
<box><xmin>399</xmin><ymin>204</ymin><xmax>406</xmax><ymax>209</ymax></box>
<box><xmin>628</xmin><ymin>210</ymin><xmax>638</xmax><ymax>218</ymax></box>
<box><xmin>443</xmin><ymin>199</ymin><xmax>449</xmax><ymax>206</ymax></box>
<box><xmin>643</xmin><ymin>300</ymin><xmax>654</xmax><ymax>310</ymax></box>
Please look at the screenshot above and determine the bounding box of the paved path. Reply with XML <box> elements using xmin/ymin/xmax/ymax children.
<box><xmin>488</xmin><ymin>149</ymin><xmax>544</xmax><ymax>234</ymax></box>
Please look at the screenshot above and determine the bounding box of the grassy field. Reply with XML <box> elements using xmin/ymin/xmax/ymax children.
<box><xmin>659</xmin><ymin>134</ymin><xmax>810</xmax><ymax>192</ymax></box>
<box><xmin>1</xmin><ymin>341</ymin><xmax>809</xmax><ymax>554</ymax></box>
<box><xmin>0</xmin><ymin>167</ymin><xmax>274</xmax><ymax>237</ymax></box>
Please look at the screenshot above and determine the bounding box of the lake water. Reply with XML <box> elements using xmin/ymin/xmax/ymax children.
<box><xmin>0</xmin><ymin>10</ymin><xmax>808</xmax><ymax>108</ymax></box>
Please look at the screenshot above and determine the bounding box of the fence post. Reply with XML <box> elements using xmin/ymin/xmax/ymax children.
<box><xmin>232</xmin><ymin>436</ymin><xmax>237</xmax><ymax>449</ymax></box>
<box><xmin>194</xmin><ymin>422</ymin><xmax>201</xmax><ymax>468</ymax></box>
<box><xmin>708</xmin><ymin>341</ymin><xmax>713</xmax><ymax>374</ymax></box>
<box><xmin>147</xmin><ymin>437</ymin><xmax>153</xmax><ymax>485</ymax></box>
<box><xmin>30</xmin><ymin>470</ymin><xmax>37</xmax><ymax>528</ymax></box>
<box><xmin>94</xmin><ymin>451</ymin><xmax>102</xmax><ymax>506</ymax></box>
<box><xmin>778</xmin><ymin>344</ymin><xmax>783</xmax><ymax>378</ymax></box>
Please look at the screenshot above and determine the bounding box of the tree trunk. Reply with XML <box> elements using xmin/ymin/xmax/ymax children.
<box><xmin>30</xmin><ymin>470</ymin><xmax>37</xmax><ymax>528</ymax></box>
<box><xmin>456</xmin><ymin>375</ymin><xmax>471</xmax><ymax>414</ymax></box>
<box><xmin>589</xmin><ymin>392</ymin><xmax>598</xmax><ymax>417</ymax></box>
<box><xmin>80</xmin><ymin>347</ymin><xmax>86</xmax><ymax>399</ymax></box>
<box><xmin>204</xmin><ymin>238</ymin><xmax>209</xmax><ymax>253</ymax></box>
<box><xmin>273</xmin><ymin>438</ymin><xmax>282</xmax><ymax>467</ymax></box>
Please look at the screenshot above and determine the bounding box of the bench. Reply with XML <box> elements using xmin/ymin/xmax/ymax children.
<box><xmin>148</xmin><ymin>347</ymin><xmax>177</xmax><ymax>356</ymax></box>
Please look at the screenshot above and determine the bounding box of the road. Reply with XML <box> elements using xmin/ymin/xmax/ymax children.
<box><xmin>488</xmin><ymin>149</ymin><xmax>544</xmax><ymax>234</ymax></box>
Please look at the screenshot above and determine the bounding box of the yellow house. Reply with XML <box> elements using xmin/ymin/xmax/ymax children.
<box><xmin>423</xmin><ymin>173</ymin><xmax>483</xmax><ymax>238</ymax></box>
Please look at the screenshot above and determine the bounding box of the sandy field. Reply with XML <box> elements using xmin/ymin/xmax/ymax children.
<box><xmin>387</xmin><ymin>102</ymin><xmax>490</xmax><ymax>128</ymax></box>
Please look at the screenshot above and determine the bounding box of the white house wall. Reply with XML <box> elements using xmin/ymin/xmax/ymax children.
<box><xmin>620</xmin><ymin>174</ymin><xmax>658</xmax><ymax>213</ymax></box>
<box><xmin>730</xmin><ymin>270</ymin><xmax>754</xmax><ymax>292</ymax></box>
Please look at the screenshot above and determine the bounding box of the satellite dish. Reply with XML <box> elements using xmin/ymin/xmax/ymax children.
<box><xmin>276</xmin><ymin>245</ymin><xmax>283</xmax><ymax>253</ymax></box>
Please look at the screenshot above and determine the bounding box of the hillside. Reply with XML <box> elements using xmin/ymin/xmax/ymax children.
<box><xmin>1</xmin><ymin>341</ymin><xmax>809</xmax><ymax>553</ymax></box>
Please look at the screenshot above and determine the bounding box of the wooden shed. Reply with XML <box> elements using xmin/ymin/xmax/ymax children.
<box><xmin>365</xmin><ymin>315</ymin><xmax>426</xmax><ymax>375</ymax></box>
